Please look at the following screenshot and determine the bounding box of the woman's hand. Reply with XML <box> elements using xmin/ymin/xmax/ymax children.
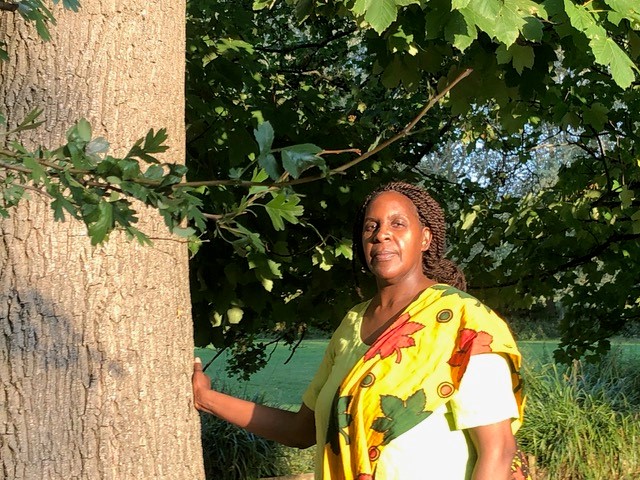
<box><xmin>192</xmin><ymin>357</ymin><xmax>211</xmax><ymax>410</ymax></box>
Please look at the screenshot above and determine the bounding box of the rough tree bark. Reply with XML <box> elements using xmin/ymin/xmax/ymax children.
<box><xmin>0</xmin><ymin>2</ymin><xmax>204</xmax><ymax>479</ymax></box>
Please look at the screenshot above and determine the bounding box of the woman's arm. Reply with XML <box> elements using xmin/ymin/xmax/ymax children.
<box><xmin>467</xmin><ymin>419</ymin><xmax>516</xmax><ymax>480</ymax></box>
<box><xmin>192</xmin><ymin>358</ymin><xmax>316</xmax><ymax>449</ymax></box>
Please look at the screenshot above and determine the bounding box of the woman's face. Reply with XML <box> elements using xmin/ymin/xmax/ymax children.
<box><xmin>361</xmin><ymin>191</ymin><xmax>432</xmax><ymax>285</ymax></box>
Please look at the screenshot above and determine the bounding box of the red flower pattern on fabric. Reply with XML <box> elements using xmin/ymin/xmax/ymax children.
<box><xmin>364</xmin><ymin>312</ymin><xmax>424</xmax><ymax>363</ymax></box>
<box><xmin>356</xmin><ymin>474</ymin><xmax>374</xmax><ymax>480</ymax></box>
<box><xmin>448</xmin><ymin>329</ymin><xmax>494</xmax><ymax>381</ymax></box>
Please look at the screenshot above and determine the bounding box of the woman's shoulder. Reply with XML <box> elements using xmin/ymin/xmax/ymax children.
<box><xmin>328</xmin><ymin>299</ymin><xmax>370</xmax><ymax>340</ymax></box>
<box><xmin>429</xmin><ymin>284</ymin><xmax>497</xmax><ymax>316</ymax></box>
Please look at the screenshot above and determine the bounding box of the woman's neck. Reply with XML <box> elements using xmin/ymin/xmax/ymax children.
<box><xmin>374</xmin><ymin>276</ymin><xmax>436</xmax><ymax>309</ymax></box>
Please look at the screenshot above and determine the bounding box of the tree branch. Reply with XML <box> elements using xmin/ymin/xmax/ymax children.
<box><xmin>471</xmin><ymin>232</ymin><xmax>640</xmax><ymax>290</ymax></box>
<box><xmin>179</xmin><ymin>68</ymin><xmax>473</xmax><ymax>189</ymax></box>
<box><xmin>256</xmin><ymin>27</ymin><xmax>357</xmax><ymax>54</ymax></box>
<box><xmin>0</xmin><ymin>1</ymin><xmax>18</xmax><ymax>12</ymax></box>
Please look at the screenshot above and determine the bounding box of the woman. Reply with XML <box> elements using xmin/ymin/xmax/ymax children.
<box><xmin>193</xmin><ymin>181</ymin><xmax>529</xmax><ymax>480</ymax></box>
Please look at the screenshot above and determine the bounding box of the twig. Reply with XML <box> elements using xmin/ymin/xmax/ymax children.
<box><xmin>12</xmin><ymin>183</ymin><xmax>54</xmax><ymax>199</ymax></box>
<box><xmin>283</xmin><ymin>329</ymin><xmax>306</xmax><ymax>365</ymax></box>
<box><xmin>319</xmin><ymin>148</ymin><xmax>362</xmax><ymax>156</ymax></box>
<box><xmin>0</xmin><ymin>159</ymin><xmax>31</xmax><ymax>174</ymax></box>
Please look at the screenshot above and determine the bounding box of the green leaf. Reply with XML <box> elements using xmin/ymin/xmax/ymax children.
<box><xmin>249</xmin><ymin>168</ymin><xmax>270</xmax><ymax>195</ymax></box>
<box><xmin>144</xmin><ymin>164</ymin><xmax>165</xmax><ymax>180</ymax></box>
<box><xmin>87</xmin><ymin>202</ymin><xmax>114</xmax><ymax>245</ymax></box>
<box><xmin>294</xmin><ymin>0</ymin><xmax>314</xmax><ymax>22</ymax></box>
<box><xmin>54</xmin><ymin>0</ymin><xmax>81</xmax><ymax>12</ymax></box>
<box><xmin>258</xmin><ymin>153</ymin><xmax>279</xmax><ymax>180</ymax></box>
<box><xmin>460</xmin><ymin>0</ymin><xmax>544</xmax><ymax>47</ymax></box>
<box><xmin>512</xmin><ymin>0</ymin><xmax>548</xmax><ymax>19</ymax></box>
<box><xmin>582</xmin><ymin>103</ymin><xmax>609</xmax><ymax>130</ymax></box>
<box><xmin>312</xmin><ymin>246</ymin><xmax>336</xmax><ymax>271</ymax></box>
<box><xmin>231</xmin><ymin>223</ymin><xmax>266</xmax><ymax>254</ymax></box>
<box><xmin>254</xmin><ymin>121</ymin><xmax>274</xmax><ymax>155</ymax></box>
<box><xmin>353</xmin><ymin>0</ymin><xmax>408</xmax><ymax>34</ymax></box>
<box><xmin>562</xmin><ymin>0</ymin><xmax>637</xmax><ymax>87</ymax></box>
<box><xmin>8</xmin><ymin>109</ymin><xmax>45</xmax><ymax>134</ymax></box>
<box><xmin>227</xmin><ymin>306</ymin><xmax>244</xmax><ymax>324</ymax></box>
<box><xmin>86</xmin><ymin>137</ymin><xmax>109</xmax><ymax>155</ymax></box>
<box><xmin>334</xmin><ymin>239</ymin><xmax>354</xmax><ymax>260</ymax></box>
<box><xmin>461</xmin><ymin>210</ymin><xmax>477</xmax><ymax>230</ymax></box>
<box><xmin>264</xmin><ymin>193</ymin><xmax>303</xmax><ymax>230</ymax></box>
<box><xmin>126</xmin><ymin>129</ymin><xmax>168</xmax><ymax>163</ymax></box>
<box><xmin>452</xmin><ymin>0</ymin><xmax>472</xmax><ymax>8</ymax></box>
<box><xmin>632</xmin><ymin>210</ymin><xmax>640</xmax><ymax>234</ymax></box>
<box><xmin>252</xmin><ymin>0</ymin><xmax>276</xmax><ymax>10</ymax></box>
<box><xmin>491</xmin><ymin>2</ymin><xmax>526</xmax><ymax>46</ymax></box>
<box><xmin>511</xmin><ymin>44</ymin><xmax>535</xmax><ymax>74</ymax></box>
<box><xmin>22</xmin><ymin>156</ymin><xmax>46</xmax><ymax>183</ymax></box>
<box><xmin>216</xmin><ymin>38</ymin><xmax>255</xmax><ymax>55</ymax></box>
<box><xmin>445</xmin><ymin>10</ymin><xmax>477</xmax><ymax>52</ymax></box>
<box><xmin>51</xmin><ymin>195</ymin><xmax>77</xmax><ymax>222</ymax></box>
<box><xmin>281</xmin><ymin>143</ymin><xmax>324</xmax><ymax>179</ymax></box>
<box><xmin>564</xmin><ymin>0</ymin><xmax>601</xmax><ymax>36</ymax></box>
<box><xmin>172</xmin><ymin>226</ymin><xmax>197</xmax><ymax>237</ymax></box>
<box><xmin>143</xmin><ymin>128</ymin><xmax>169</xmax><ymax>154</ymax></box>
<box><xmin>17</xmin><ymin>109</ymin><xmax>44</xmax><ymax>129</ymax></box>
<box><xmin>379</xmin><ymin>394</ymin><xmax>405</xmax><ymax>415</ymax></box>
<box><xmin>605</xmin><ymin>0</ymin><xmax>640</xmax><ymax>24</ymax></box>
<box><xmin>590</xmin><ymin>36</ymin><xmax>637</xmax><ymax>89</ymax></box>
<box><xmin>619</xmin><ymin>187</ymin><xmax>634</xmax><ymax>209</ymax></box>
<box><xmin>247</xmin><ymin>253</ymin><xmax>282</xmax><ymax>291</ymax></box>
<box><xmin>76</xmin><ymin>118</ymin><xmax>92</xmax><ymax>142</ymax></box>
<box><xmin>371</xmin><ymin>416</ymin><xmax>394</xmax><ymax>432</ymax></box>
<box><xmin>522</xmin><ymin>17</ymin><xmax>543</xmax><ymax>41</ymax></box>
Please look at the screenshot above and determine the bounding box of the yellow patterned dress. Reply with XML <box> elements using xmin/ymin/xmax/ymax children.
<box><xmin>302</xmin><ymin>284</ymin><xmax>531</xmax><ymax>480</ymax></box>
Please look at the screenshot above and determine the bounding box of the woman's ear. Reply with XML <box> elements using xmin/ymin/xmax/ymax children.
<box><xmin>421</xmin><ymin>227</ymin><xmax>432</xmax><ymax>252</ymax></box>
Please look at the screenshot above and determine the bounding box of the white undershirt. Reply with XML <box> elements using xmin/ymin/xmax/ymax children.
<box><xmin>375</xmin><ymin>353</ymin><xmax>519</xmax><ymax>480</ymax></box>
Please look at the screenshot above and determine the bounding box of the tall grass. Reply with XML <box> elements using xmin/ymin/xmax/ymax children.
<box><xmin>518</xmin><ymin>350</ymin><xmax>640</xmax><ymax>479</ymax></box>
<box><xmin>199</xmin><ymin>384</ymin><xmax>315</xmax><ymax>480</ymax></box>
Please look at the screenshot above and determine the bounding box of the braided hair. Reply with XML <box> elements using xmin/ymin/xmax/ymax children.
<box><xmin>352</xmin><ymin>181</ymin><xmax>467</xmax><ymax>291</ymax></box>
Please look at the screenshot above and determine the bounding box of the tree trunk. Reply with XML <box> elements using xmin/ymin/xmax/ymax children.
<box><xmin>0</xmin><ymin>2</ymin><xmax>204</xmax><ymax>479</ymax></box>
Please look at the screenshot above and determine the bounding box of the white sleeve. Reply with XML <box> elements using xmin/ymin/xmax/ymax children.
<box><xmin>450</xmin><ymin>353</ymin><xmax>519</xmax><ymax>430</ymax></box>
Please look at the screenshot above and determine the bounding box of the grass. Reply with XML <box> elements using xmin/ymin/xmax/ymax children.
<box><xmin>518</xmin><ymin>353</ymin><xmax>640</xmax><ymax>479</ymax></box>
<box><xmin>196</xmin><ymin>339</ymin><xmax>640</xmax><ymax>408</ymax></box>
<box><xmin>196</xmin><ymin>339</ymin><xmax>640</xmax><ymax>479</ymax></box>
<box><xmin>196</xmin><ymin>340</ymin><xmax>329</xmax><ymax>411</ymax></box>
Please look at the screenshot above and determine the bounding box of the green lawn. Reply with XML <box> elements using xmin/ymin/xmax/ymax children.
<box><xmin>196</xmin><ymin>340</ymin><xmax>328</xmax><ymax>410</ymax></box>
<box><xmin>196</xmin><ymin>339</ymin><xmax>640</xmax><ymax>410</ymax></box>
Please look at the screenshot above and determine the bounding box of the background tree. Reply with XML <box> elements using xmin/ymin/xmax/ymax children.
<box><xmin>185</xmin><ymin>0</ymin><xmax>640</xmax><ymax>368</ymax></box>
<box><xmin>0</xmin><ymin>1</ymin><xmax>204</xmax><ymax>478</ymax></box>
<box><xmin>2</xmin><ymin>0</ymin><xmax>639</xmax><ymax>384</ymax></box>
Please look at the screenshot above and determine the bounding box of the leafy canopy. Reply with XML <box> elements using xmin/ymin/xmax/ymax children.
<box><xmin>2</xmin><ymin>0</ymin><xmax>639</xmax><ymax>371</ymax></box>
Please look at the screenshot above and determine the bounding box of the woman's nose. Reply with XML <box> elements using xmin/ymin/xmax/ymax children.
<box><xmin>373</xmin><ymin>224</ymin><xmax>391</xmax><ymax>241</ymax></box>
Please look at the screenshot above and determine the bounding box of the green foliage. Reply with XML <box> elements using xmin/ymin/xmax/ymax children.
<box><xmin>0</xmin><ymin>111</ymin><xmax>206</xmax><ymax>247</ymax></box>
<box><xmin>3</xmin><ymin>0</ymin><xmax>640</xmax><ymax>372</ymax></box>
<box><xmin>181</xmin><ymin>0</ymin><xmax>640</xmax><ymax>368</ymax></box>
<box><xmin>319</xmin><ymin>0</ymin><xmax>637</xmax><ymax>88</ymax></box>
<box><xmin>518</xmin><ymin>354</ymin><xmax>640</xmax><ymax>478</ymax></box>
<box><xmin>0</xmin><ymin>1</ymin><xmax>80</xmax><ymax>58</ymax></box>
